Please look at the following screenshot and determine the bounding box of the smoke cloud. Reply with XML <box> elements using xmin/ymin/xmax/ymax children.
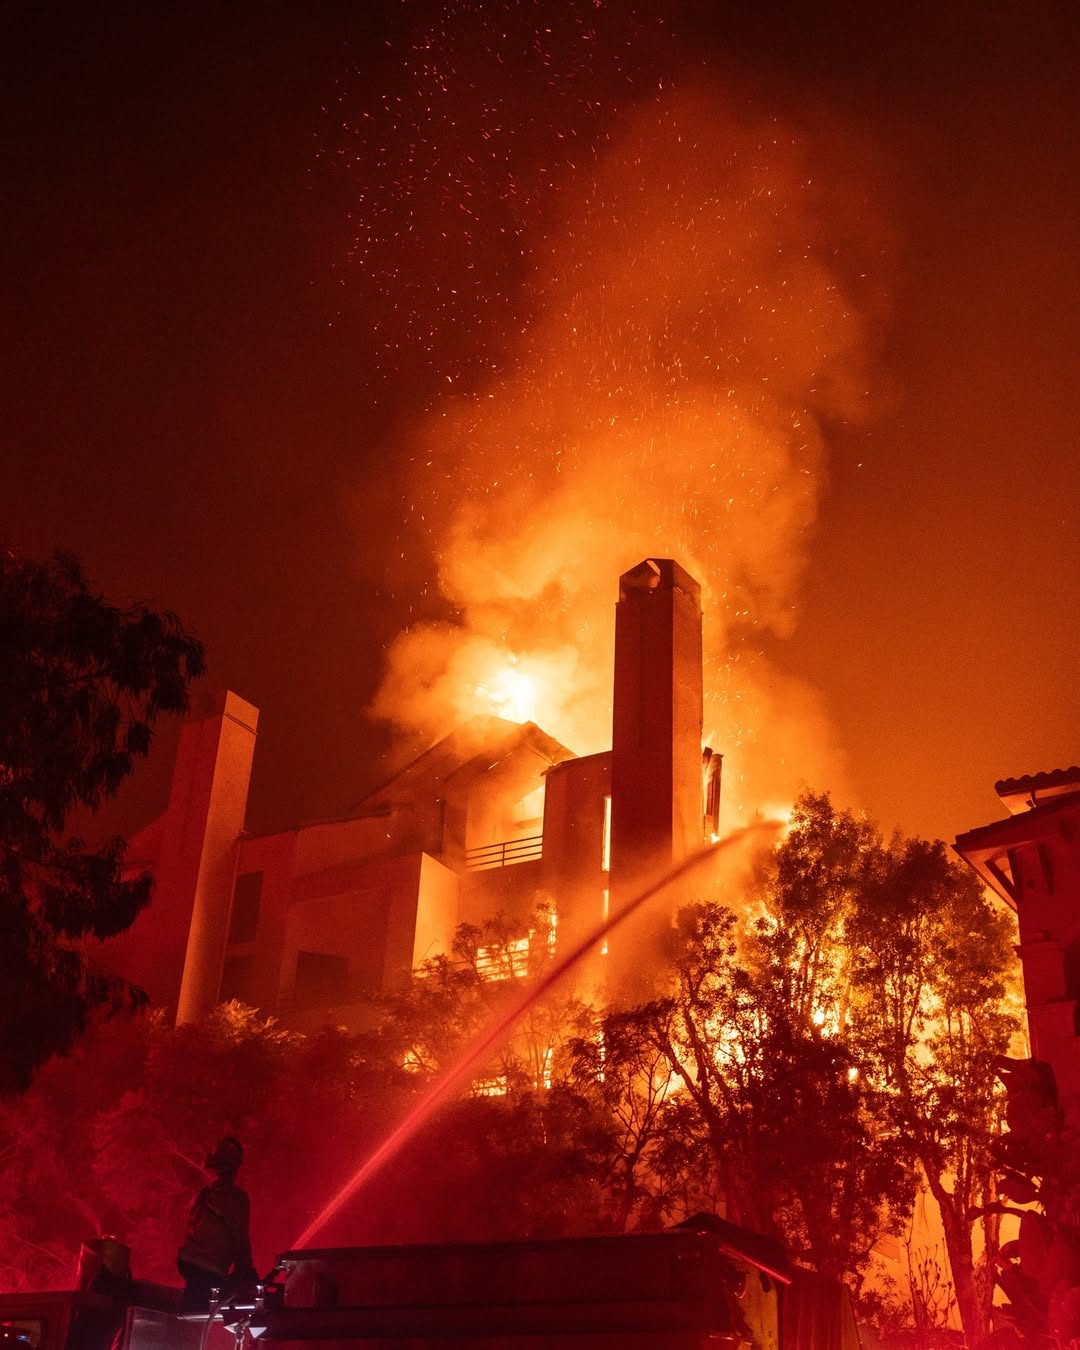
<box><xmin>357</xmin><ymin>67</ymin><xmax>891</xmax><ymax>820</ymax></box>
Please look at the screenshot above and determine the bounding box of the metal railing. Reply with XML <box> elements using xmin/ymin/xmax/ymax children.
<box><xmin>465</xmin><ymin>834</ymin><xmax>543</xmax><ymax>871</ymax></box>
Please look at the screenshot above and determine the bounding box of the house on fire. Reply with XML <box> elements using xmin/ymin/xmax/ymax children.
<box><xmin>96</xmin><ymin>558</ymin><xmax>723</xmax><ymax>1029</ymax></box>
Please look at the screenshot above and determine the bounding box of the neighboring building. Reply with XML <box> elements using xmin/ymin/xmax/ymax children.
<box><xmin>97</xmin><ymin>558</ymin><xmax>716</xmax><ymax>1029</ymax></box>
<box><xmin>954</xmin><ymin>766</ymin><xmax>1080</xmax><ymax>1123</ymax></box>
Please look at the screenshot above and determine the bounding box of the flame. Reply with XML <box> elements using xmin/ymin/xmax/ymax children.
<box><xmin>361</xmin><ymin>73</ymin><xmax>886</xmax><ymax>819</ymax></box>
<box><xmin>475</xmin><ymin>658</ymin><xmax>537</xmax><ymax>724</ymax></box>
<box><xmin>759</xmin><ymin>801</ymin><xmax>796</xmax><ymax>838</ymax></box>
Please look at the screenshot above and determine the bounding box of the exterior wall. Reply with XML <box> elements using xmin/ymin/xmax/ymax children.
<box><xmin>292</xmin><ymin>810</ymin><xmax>420</xmax><ymax>874</ymax></box>
<box><xmin>218</xmin><ymin>814</ymin><xmax>462</xmax><ymax>1017</ymax></box>
<box><xmin>414</xmin><ymin>854</ymin><xmax>461</xmax><ymax>969</ymax></box>
<box><xmin>215</xmin><ymin>837</ymin><xmax>463</xmax><ymax>1022</ymax></box>
<box><xmin>1009</xmin><ymin>815</ymin><xmax>1080</xmax><ymax>1120</ymax></box>
<box><xmin>541</xmin><ymin>752</ymin><xmax>611</xmax><ymax>994</ymax></box>
<box><xmin>153</xmin><ymin>709</ymin><xmax>566</xmax><ymax>1025</ymax></box>
<box><xmin>280</xmin><ymin>852</ymin><xmax>426</xmax><ymax>1016</ymax></box>
<box><xmin>456</xmin><ymin>750</ymin><xmax>550</xmax><ymax>858</ymax></box>
<box><xmin>460</xmin><ymin>858</ymin><xmax>545</xmax><ymax>928</ymax></box>
<box><xmin>94</xmin><ymin>697</ymin><xmax>261</xmax><ymax>1017</ymax></box>
<box><xmin>226</xmin><ymin>829</ymin><xmax>300</xmax><ymax>1013</ymax></box>
<box><xmin>956</xmin><ymin>790</ymin><xmax>1080</xmax><ymax>1125</ymax></box>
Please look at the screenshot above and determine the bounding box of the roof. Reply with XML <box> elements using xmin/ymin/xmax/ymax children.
<box><xmin>954</xmin><ymin>782</ymin><xmax>1080</xmax><ymax>907</ymax></box>
<box><xmin>356</xmin><ymin>716</ymin><xmax>576</xmax><ymax>811</ymax></box>
<box><xmin>996</xmin><ymin>766</ymin><xmax>1080</xmax><ymax>814</ymax></box>
<box><xmin>675</xmin><ymin>1212</ymin><xmax>792</xmax><ymax>1283</ymax></box>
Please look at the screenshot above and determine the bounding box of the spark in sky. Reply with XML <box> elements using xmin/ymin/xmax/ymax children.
<box><xmin>326</xmin><ymin>0</ymin><xmax>892</xmax><ymax>822</ymax></box>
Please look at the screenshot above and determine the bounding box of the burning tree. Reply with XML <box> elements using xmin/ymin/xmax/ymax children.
<box><xmin>626</xmin><ymin>897</ymin><xmax>910</xmax><ymax>1282</ymax></box>
<box><xmin>848</xmin><ymin>829</ymin><xmax>1020</xmax><ymax>1345</ymax></box>
<box><xmin>565</xmin><ymin>793</ymin><xmax>1019</xmax><ymax>1341</ymax></box>
<box><xmin>371</xmin><ymin>904</ymin><xmax>588</xmax><ymax>1095</ymax></box>
<box><xmin>566</xmin><ymin>1005</ymin><xmax>690</xmax><ymax>1233</ymax></box>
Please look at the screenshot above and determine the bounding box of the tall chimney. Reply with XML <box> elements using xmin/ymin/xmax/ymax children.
<box><xmin>608</xmin><ymin>558</ymin><xmax>703</xmax><ymax>994</ymax></box>
<box><xmin>172</xmin><ymin>691</ymin><xmax>259</xmax><ymax>1024</ymax></box>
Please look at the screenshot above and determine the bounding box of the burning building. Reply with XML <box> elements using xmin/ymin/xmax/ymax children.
<box><xmin>98</xmin><ymin>558</ymin><xmax>713</xmax><ymax>1028</ymax></box>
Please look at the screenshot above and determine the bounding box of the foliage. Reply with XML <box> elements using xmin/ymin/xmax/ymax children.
<box><xmin>566</xmin><ymin>1004</ymin><xmax>686</xmax><ymax>1231</ymax></box>
<box><xmin>633</xmin><ymin>897</ymin><xmax>910</xmax><ymax>1282</ymax></box>
<box><xmin>847</xmin><ymin>830</ymin><xmax>1019</xmax><ymax>1345</ymax></box>
<box><xmin>0</xmin><ymin>550</ymin><xmax>205</xmax><ymax>1092</ymax></box>
<box><xmin>0</xmin><ymin>781</ymin><xmax>1019</xmax><ymax>1344</ymax></box>
<box><xmin>372</xmin><ymin>903</ymin><xmax>590</xmax><ymax>1093</ymax></box>
<box><xmin>984</xmin><ymin>1058</ymin><xmax>1080</xmax><ymax>1350</ymax></box>
<box><xmin>766</xmin><ymin>795</ymin><xmax>1016</xmax><ymax>1339</ymax></box>
<box><xmin>0</xmin><ymin>995</ymin><xmax>615</xmax><ymax>1290</ymax></box>
<box><xmin>562</xmin><ymin>791</ymin><xmax>1019</xmax><ymax>1341</ymax></box>
<box><xmin>0</xmin><ymin>1004</ymin><xmax>363</xmax><ymax>1288</ymax></box>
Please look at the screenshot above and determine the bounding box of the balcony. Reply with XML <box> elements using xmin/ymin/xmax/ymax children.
<box><xmin>465</xmin><ymin>834</ymin><xmax>543</xmax><ymax>871</ymax></box>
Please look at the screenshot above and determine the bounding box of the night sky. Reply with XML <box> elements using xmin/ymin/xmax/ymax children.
<box><xmin>4</xmin><ymin>1</ymin><xmax>1078</xmax><ymax>848</ymax></box>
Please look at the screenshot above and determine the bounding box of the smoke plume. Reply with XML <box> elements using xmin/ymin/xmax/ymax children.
<box><xmin>339</xmin><ymin>9</ymin><xmax>892</xmax><ymax>821</ymax></box>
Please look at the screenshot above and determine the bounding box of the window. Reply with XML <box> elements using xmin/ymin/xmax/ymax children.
<box><xmin>601</xmin><ymin>795</ymin><xmax>612</xmax><ymax>872</ymax></box>
<box><xmin>472</xmin><ymin>1075</ymin><xmax>509</xmax><ymax>1097</ymax></box>
<box><xmin>229</xmin><ymin>871</ymin><xmax>262</xmax><ymax>944</ymax></box>
<box><xmin>220</xmin><ymin>955</ymin><xmax>255</xmax><ymax>1005</ymax></box>
<box><xmin>476</xmin><ymin>937</ymin><xmax>530</xmax><ymax>982</ymax></box>
<box><xmin>294</xmin><ymin>950</ymin><xmax>350</xmax><ymax>1010</ymax></box>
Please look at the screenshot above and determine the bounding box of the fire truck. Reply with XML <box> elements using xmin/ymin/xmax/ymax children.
<box><xmin>0</xmin><ymin>1222</ymin><xmax>859</xmax><ymax>1350</ymax></box>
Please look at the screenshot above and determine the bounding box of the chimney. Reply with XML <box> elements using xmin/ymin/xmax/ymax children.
<box><xmin>608</xmin><ymin>558</ymin><xmax>703</xmax><ymax>994</ymax></box>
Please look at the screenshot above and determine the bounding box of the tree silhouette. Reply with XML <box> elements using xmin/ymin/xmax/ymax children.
<box><xmin>0</xmin><ymin>549</ymin><xmax>204</xmax><ymax>1092</ymax></box>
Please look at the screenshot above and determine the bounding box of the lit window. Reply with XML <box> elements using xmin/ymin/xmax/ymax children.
<box><xmin>602</xmin><ymin>795</ymin><xmax>612</xmax><ymax>872</ymax></box>
<box><xmin>513</xmin><ymin>783</ymin><xmax>546</xmax><ymax>825</ymax></box>
<box><xmin>476</xmin><ymin>937</ymin><xmax>530</xmax><ymax>982</ymax></box>
<box><xmin>473</xmin><ymin>1075</ymin><xmax>509</xmax><ymax>1097</ymax></box>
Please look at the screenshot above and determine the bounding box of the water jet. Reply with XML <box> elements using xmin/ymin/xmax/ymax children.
<box><xmin>292</xmin><ymin>818</ymin><xmax>781</xmax><ymax>1248</ymax></box>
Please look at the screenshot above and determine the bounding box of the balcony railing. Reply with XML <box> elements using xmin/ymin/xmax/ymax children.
<box><xmin>465</xmin><ymin>834</ymin><xmax>543</xmax><ymax>871</ymax></box>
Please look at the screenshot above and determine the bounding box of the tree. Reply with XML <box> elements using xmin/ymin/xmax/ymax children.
<box><xmin>0</xmin><ymin>549</ymin><xmax>205</xmax><ymax>1092</ymax></box>
<box><xmin>0</xmin><ymin>1003</ymin><xmax>331</xmax><ymax>1288</ymax></box>
<box><xmin>987</xmin><ymin>1057</ymin><xmax>1080</xmax><ymax>1350</ymax></box>
<box><xmin>371</xmin><ymin>904</ymin><xmax>588</xmax><ymax>1093</ymax></box>
<box><xmin>736</xmin><ymin>793</ymin><xmax>1018</xmax><ymax>1337</ymax></box>
<box><xmin>566</xmin><ymin>1004</ymin><xmax>686</xmax><ymax>1231</ymax></box>
<box><xmin>566</xmin><ymin>791</ymin><xmax>1019</xmax><ymax>1335</ymax></box>
<box><xmin>635</xmin><ymin>899</ymin><xmax>910</xmax><ymax>1282</ymax></box>
<box><xmin>0</xmin><ymin>995</ymin><xmax>611</xmax><ymax>1289</ymax></box>
<box><xmin>848</xmin><ymin>832</ymin><xmax>1019</xmax><ymax>1345</ymax></box>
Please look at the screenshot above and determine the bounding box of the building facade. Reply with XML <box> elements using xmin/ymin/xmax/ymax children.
<box><xmin>97</xmin><ymin>558</ymin><xmax>716</xmax><ymax>1029</ymax></box>
<box><xmin>955</xmin><ymin>767</ymin><xmax>1080</xmax><ymax>1124</ymax></box>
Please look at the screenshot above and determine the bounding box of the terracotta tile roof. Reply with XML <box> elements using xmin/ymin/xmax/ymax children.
<box><xmin>995</xmin><ymin>767</ymin><xmax>1080</xmax><ymax>797</ymax></box>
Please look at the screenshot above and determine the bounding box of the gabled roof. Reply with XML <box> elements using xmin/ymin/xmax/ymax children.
<box><xmin>356</xmin><ymin>716</ymin><xmax>576</xmax><ymax>811</ymax></box>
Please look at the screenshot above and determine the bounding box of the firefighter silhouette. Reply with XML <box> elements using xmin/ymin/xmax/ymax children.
<box><xmin>177</xmin><ymin>1137</ymin><xmax>256</xmax><ymax>1309</ymax></box>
